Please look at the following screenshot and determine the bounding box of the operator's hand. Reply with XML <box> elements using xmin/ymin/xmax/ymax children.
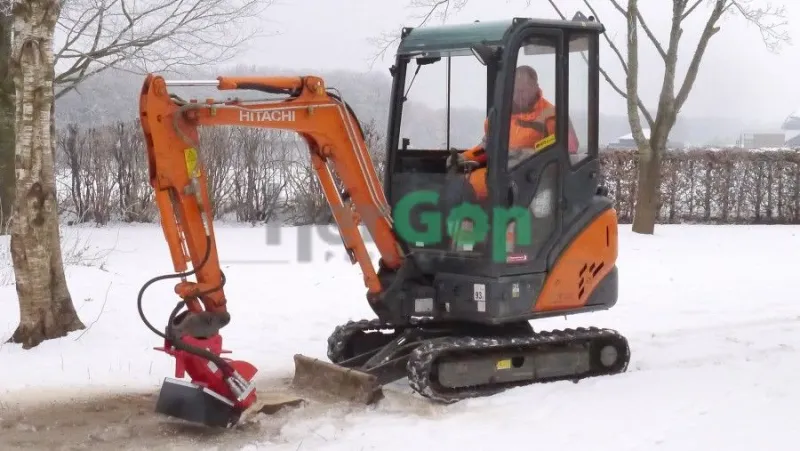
<box><xmin>446</xmin><ymin>152</ymin><xmax>466</xmax><ymax>170</ymax></box>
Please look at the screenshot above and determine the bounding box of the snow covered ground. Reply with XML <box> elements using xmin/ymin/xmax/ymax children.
<box><xmin>1</xmin><ymin>223</ymin><xmax>800</xmax><ymax>450</ymax></box>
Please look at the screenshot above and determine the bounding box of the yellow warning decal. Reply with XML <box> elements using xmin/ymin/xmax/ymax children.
<box><xmin>496</xmin><ymin>359</ymin><xmax>511</xmax><ymax>370</ymax></box>
<box><xmin>533</xmin><ymin>134</ymin><xmax>555</xmax><ymax>151</ymax></box>
<box><xmin>184</xmin><ymin>148</ymin><xmax>200</xmax><ymax>178</ymax></box>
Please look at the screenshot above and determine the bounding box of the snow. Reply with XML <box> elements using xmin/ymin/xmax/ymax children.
<box><xmin>2</xmin><ymin>223</ymin><xmax>800</xmax><ymax>450</ymax></box>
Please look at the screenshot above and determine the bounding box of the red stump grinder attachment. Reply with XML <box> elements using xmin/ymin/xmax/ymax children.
<box><xmin>154</xmin><ymin>334</ymin><xmax>258</xmax><ymax>428</ymax></box>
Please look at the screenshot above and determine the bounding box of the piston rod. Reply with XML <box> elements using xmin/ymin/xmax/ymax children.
<box><xmin>164</xmin><ymin>80</ymin><xmax>220</xmax><ymax>87</ymax></box>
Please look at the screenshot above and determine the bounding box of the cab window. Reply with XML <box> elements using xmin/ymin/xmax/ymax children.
<box><xmin>507</xmin><ymin>36</ymin><xmax>557</xmax><ymax>170</ymax></box>
<box><xmin>568</xmin><ymin>34</ymin><xmax>591</xmax><ymax>165</ymax></box>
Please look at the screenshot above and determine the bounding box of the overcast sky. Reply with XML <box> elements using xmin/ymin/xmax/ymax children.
<box><xmin>224</xmin><ymin>0</ymin><xmax>800</xmax><ymax>127</ymax></box>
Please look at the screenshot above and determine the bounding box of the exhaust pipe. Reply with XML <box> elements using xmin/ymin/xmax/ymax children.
<box><xmin>292</xmin><ymin>354</ymin><xmax>384</xmax><ymax>404</ymax></box>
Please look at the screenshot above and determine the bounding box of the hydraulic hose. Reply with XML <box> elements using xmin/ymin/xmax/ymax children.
<box><xmin>136</xmin><ymin>234</ymin><xmax>235</xmax><ymax>377</ymax></box>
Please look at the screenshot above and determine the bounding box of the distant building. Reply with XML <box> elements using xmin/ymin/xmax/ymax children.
<box><xmin>736</xmin><ymin>131</ymin><xmax>786</xmax><ymax>149</ymax></box>
<box><xmin>781</xmin><ymin>109</ymin><xmax>800</xmax><ymax>147</ymax></box>
<box><xmin>606</xmin><ymin>128</ymin><xmax>683</xmax><ymax>150</ymax></box>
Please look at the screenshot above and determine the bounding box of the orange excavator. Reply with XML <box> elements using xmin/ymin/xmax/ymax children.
<box><xmin>137</xmin><ymin>14</ymin><xmax>630</xmax><ymax>428</ymax></box>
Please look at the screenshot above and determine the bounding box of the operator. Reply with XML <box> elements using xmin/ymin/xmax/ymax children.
<box><xmin>446</xmin><ymin>65</ymin><xmax>578</xmax><ymax>201</ymax></box>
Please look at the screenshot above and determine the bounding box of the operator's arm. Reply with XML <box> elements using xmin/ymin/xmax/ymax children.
<box><xmin>461</xmin><ymin>118</ymin><xmax>489</xmax><ymax>163</ymax></box>
<box><xmin>460</xmin><ymin>108</ymin><xmax>554</xmax><ymax>163</ymax></box>
<box><xmin>456</xmin><ymin>105</ymin><xmax>575</xmax><ymax>163</ymax></box>
<box><xmin>462</xmin><ymin>140</ymin><xmax>488</xmax><ymax>163</ymax></box>
<box><xmin>510</xmin><ymin>105</ymin><xmax>556</xmax><ymax>150</ymax></box>
<box><xmin>514</xmin><ymin>108</ymin><xmax>580</xmax><ymax>154</ymax></box>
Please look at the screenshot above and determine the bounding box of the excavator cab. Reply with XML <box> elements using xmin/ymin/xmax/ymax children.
<box><xmin>364</xmin><ymin>15</ymin><xmax>616</xmax><ymax>323</ymax></box>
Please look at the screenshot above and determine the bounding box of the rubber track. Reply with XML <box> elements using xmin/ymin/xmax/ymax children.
<box><xmin>407</xmin><ymin>327</ymin><xmax>631</xmax><ymax>403</ymax></box>
<box><xmin>325</xmin><ymin>320</ymin><xmax>630</xmax><ymax>403</ymax></box>
<box><xmin>326</xmin><ymin>317</ymin><xmax>431</xmax><ymax>363</ymax></box>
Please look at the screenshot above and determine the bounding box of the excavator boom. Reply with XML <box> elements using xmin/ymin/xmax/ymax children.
<box><xmin>137</xmin><ymin>74</ymin><xmax>405</xmax><ymax>427</ymax></box>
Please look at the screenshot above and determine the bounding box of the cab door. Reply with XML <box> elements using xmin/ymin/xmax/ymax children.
<box><xmin>487</xmin><ymin>26</ymin><xmax>566</xmax><ymax>274</ymax></box>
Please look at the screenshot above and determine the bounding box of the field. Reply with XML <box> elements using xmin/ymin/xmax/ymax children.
<box><xmin>1</xmin><ymin>223</ymin><xmax>798</xmax><ymax>450</ymax></box>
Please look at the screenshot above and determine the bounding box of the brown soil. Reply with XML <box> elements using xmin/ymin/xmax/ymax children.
<box><xmin>0</xmin><ymin>379</ymin><xmax>437</xmax><ymax>451</ymax></box>
<box><xmin>0</xmin><ymin>377</ymin><xmax>322</xmax><ymax>451</ymax></box>
<box><xmin>1</xmin><ymin>391</ymin><xmax>270</xmax><ymax>451</ymax></box>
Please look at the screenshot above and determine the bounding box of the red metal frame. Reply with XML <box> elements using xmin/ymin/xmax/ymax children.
<box><xmin>155</xmin><ymin>334</ymin><xmax>258</xmax><ymax>410</ymax></box>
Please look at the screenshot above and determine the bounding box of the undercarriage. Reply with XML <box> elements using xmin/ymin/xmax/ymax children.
<box><xmin>317</xmin><ymin>317</ymin><xmax>631</xmax><ymax>403</ymax></box>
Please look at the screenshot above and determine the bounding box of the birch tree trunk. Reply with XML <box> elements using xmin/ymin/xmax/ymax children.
<box><xmin>0</xmin><ymin>13</ymin><xmax>13</xmax><ymax>234</ymax></box>
<box><xmin>8</xmin><ymin>0</ymin><xmax>85</xmax><ymax>349</ymax></box>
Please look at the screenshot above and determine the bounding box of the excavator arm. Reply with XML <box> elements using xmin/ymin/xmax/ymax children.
<box><xmin>140</xmin><ymin>74</ymin><xmax>403</xmax><ymax>311</ymax></box>
<box><xmin>137</xmin><ymin>73</ymin><xmax>405</xmax><ymax>425</ymax></box>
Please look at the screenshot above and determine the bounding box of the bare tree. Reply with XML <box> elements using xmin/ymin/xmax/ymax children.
<box><xmin>284</xmin><ymin>156</ymin><xmax>335</xmax><ymax>226</ymax></box>
<box><xmin>392</xmin><ymin>0</ymin><xmax>789</xmax><ymax>234</ymax></box>
<box><xmin>110</xmin><ymin>120</ymin><xmax>155</xmax><ymax>222</ymax></box>
<box><xmin>59</xmin><ymin>124</ymin><xmax>117</xmax><ymax>224</ymax></box>
<box><xmin>8</xmin><ymin>0</ymin><xmax>86</xmax><ymax>348</ymax></box>
<box><xmin>197</xmin><ymin>126</ymin><xmax>236</xmax><ymax>219</ymax></box>
<box><xmin>282</xmin><ymin>120</ymin><xmax>387</xmax><ymax>226</ymax></box>
<box><xmin>362</xmin><ymin>118</ymin><xmax>388</xmax><ymax>176</ymax></box>
<box><xmin>229</xmin><ymin>129</ymin><xmax>288</xmax><ymax>224</ymax></box>
<box><xmin>549</xmin><ymin>0</ymin><xmax>788</xmax><ymax>234</ymax></box>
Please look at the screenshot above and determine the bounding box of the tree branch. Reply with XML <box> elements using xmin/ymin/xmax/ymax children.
<box><xmin>673</xmin><ymin>0</ymin><xmax>789</xmax><ymax>112</ymax></box>
<box><xmin>727</xmin><ymin>0</ymin><xmax>790</xmax><ymax>53</ymax></box>
<box><xmin>366</xmin><ymin>0</ymin><xmax>467</xmax><ymax>68</ymax></box>
<box><xmin>544</xmin><ymin>0</ymin><xmax>654</xmax><ymax>128</ymax></box>
<box><xmin>570</xmin><ymin>0</ymin><xmax>654</xmax><ymax>128</ymax></box>
<box><xmin>547</xmin><ymin>2</ymin><xmax>628</xmax><ymax>95</ymax></box>
<box><xmin>581</xmin><ymin>0</ymin><xmax>629</xmax><ymax>74</ymax></box>
<box><xmin>681</xmin><ymin>0</ymin><xmax>704</xmax><ymax>20</ymax></box>
<box><xmin>674</xmin><ymin>0</ymin><xmax>726</xmax><ymax>112</ymax></box>
<box><xmin>624</xmin><ymin>0</ymin><xmax>649</xmax><ymax>148</ymax></box>
<box><xmin>634</xmin><ymin>5</ymin><xmax>666</xmax><ymax>60</ymax></box>
<box><xmin>53</xmin><ymin>0</ymin><xmax>276</xmax><ymax>96</ymax></box>
<box><xmin>606</xmin><ymin>0</ymin><xmax>627</xmax><ymax>15</ymax></box>
<box><xmin>650</xmin><ymin>0</ymin><xmax>685</xmax><ymax>134</ymax></box>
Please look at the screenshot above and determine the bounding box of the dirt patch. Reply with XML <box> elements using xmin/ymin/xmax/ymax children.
<box><xmin>0</xmin><ymin>378</ymin><xmax>329</xmax><ymax>451</ymax></box>
<box><xmin>0</xmin><ymin>380</ymin><xmax>436</xmax><ymax>451</ymax></box>
<box><xmin>1</xmin><ymin>392</ymin><xmax>252</xmax><ymax>450</ymax></box>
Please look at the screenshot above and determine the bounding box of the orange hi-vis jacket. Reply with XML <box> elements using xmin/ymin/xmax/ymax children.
<box><xmin>460</xmin><ymin>96</ymin><xmax>577</xmax><ymax>199</ymax></box>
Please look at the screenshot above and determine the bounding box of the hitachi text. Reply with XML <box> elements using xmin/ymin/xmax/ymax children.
<box><xmin>239</xmin><ymin>110</ymin><xmax>296</xmax><ymax>122</ymax></box>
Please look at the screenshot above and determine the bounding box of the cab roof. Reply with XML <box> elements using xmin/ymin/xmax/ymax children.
<box><xmin>395</xmin><ymin>17</ymin><xmax>604</xmax><ymax>56</ymax></box>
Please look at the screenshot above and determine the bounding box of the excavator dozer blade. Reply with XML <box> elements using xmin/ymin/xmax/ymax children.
<box><xmin>292</xmin><ymin>354</ymin><xmax>384</xmax><ymax>405</ymax></box>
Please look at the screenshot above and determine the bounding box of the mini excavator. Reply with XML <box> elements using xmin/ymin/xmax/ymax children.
<box><xmin>137</xmin><ymin>14</ymin><xmax>630</xmax><ymax>428</ymax></box>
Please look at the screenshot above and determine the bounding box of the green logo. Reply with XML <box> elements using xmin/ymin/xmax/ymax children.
<box><xmin>393</xmin><ymin>190</ymin><xmax>532</xmax><ymax>262</ymax></box>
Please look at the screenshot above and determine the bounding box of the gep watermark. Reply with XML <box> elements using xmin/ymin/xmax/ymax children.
<box><xmin>226</xmin><ymin>189</ymin><xmax>534</xmax><ymax>264</ymax></box>
<box><xmin>392</xmin><ymin>190</ymin><xmax>532</xmax><ymax>262</ymax></box>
